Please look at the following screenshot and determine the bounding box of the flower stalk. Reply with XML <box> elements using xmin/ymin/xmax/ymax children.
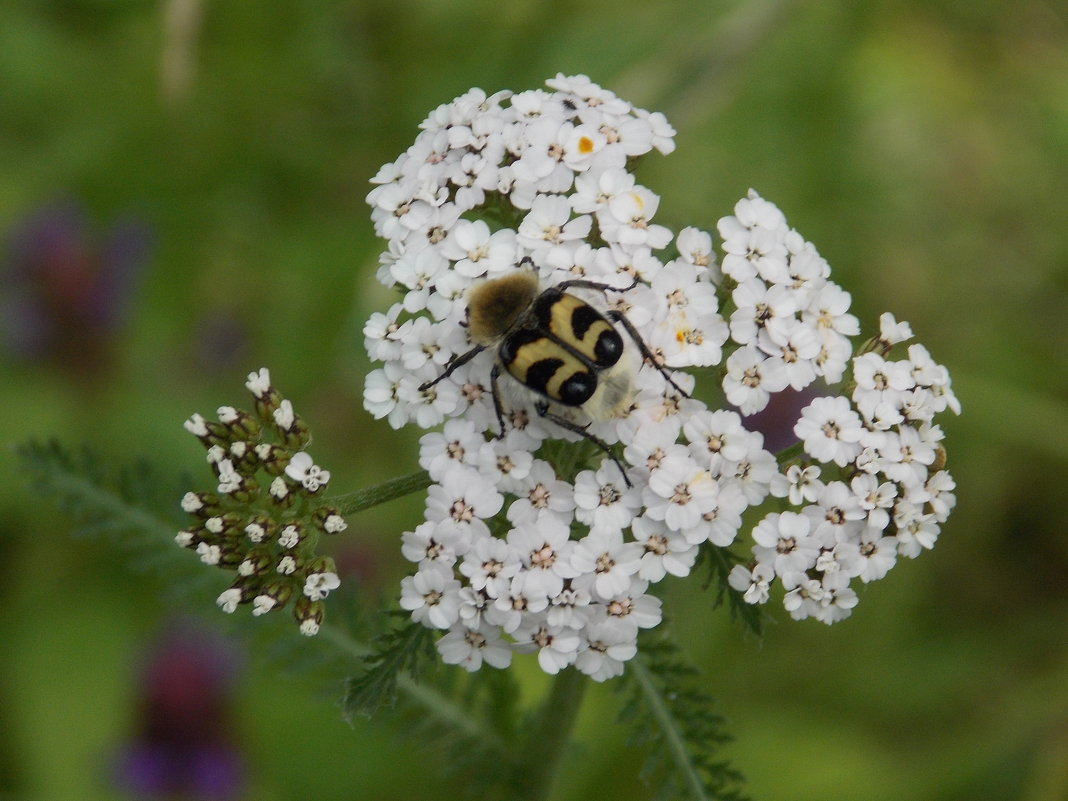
<box><xmin>515</xmin><ymin>668</ymin><xmax>589</xmax><ymax>801</ymax></box>
<box><xmin>331</xmin><ymin>470</ymin><xmax>433</xmax><ymax>515</ymax></box>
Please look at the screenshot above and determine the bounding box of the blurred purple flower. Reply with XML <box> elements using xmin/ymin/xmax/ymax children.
<box><xmin>114</xmin><ymin>621</ymin><xmax>245</xmax><ymax>801</ymax></box>
<box><xmin>743</xmin><ymin>385</ymin><xmax>823</xmax><ymax>453</ymax></box>
<box><xmin>2</xmin><ymin>199</ymin><xmax>150</xmax><ymax>371</ymax></box>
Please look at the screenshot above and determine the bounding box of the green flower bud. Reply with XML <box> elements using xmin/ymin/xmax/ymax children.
<box><xmin>293</xmin><ymin>595</ymin><xmax>325</xmax><ymax>636</ymax></box>
<box><xmin>260</xmin><ymin>578</ymin><xmax>294</xmax><ymax>608</ymax></box>
<box><xmin>306</xmin><ymin>555</ymin><xmax>337</xmax><ymax>576</ymax></box>
<box><xmin>180</xmin><ymin>491</ymin><xmax>222</xmax><ymax>518</ymax></box>
<box><xmin>243</xmin><ymin>515</ymin><xmax>276</xmax><ymax>544</ymax></box>
<box><xmin>238</xmin><ymin>547</ymin><xmax>272</xmax><ymax>577</ymax></box>
<box><xmin>229</xmin><ymin>475</ymin><xmax>260</xmax><ymax>505</ymax></box>
<box><xmin>175</xmin><ymin>529</ymin><xmax>199</xmax><ymax>549</ymax></box>
<box><xmin>253</xmin><ymin>388</ymin><xmax>284</xmax><ymax>425</ymax></box>
<box><xmin>313</xmin><ymin>506</ymin><xmax>348</xmax><ymax>534</ymax></box>
<box><xmin>267</xmin><ymin>476</ymin><xmax>295</xmax><ymax>509</ymax></box>
<box><xmin>254</xmin><ymin>443</ymin><xmax>291</xmax><ymax>477</ymax></box>
<box><xmin>276</xmin><ymin>522</ymin><xmax>304</xmax><ymax>550</ymax></box>
<box><xmin>217</xmin><ymin>541</ymin><xmax>247</xmax><ymax>568</ymax></box>
<box><xmin>218</xmin><ymin>406</ymin><xmax>261</xmax><ymax>441</ymax></box>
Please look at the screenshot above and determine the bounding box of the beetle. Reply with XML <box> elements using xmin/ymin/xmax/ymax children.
<box><xmin>420</xmin><ymin>262</ymin><xmax>687</xmax><ymax>485</ymax></box>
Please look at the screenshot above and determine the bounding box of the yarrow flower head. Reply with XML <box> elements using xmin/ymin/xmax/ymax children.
<box><xmin>363</xmin><ymin>75</ymin><xmax>961</xmax><ymax>678</ymax></box>
<box><xmin>179</xmin><ymin>368</ymin><xmax>346</xmax><ymax>636</ymax></box>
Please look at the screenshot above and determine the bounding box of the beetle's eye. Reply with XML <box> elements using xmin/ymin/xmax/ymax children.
<box><xmin>559</xmin><ymin>372</ymin><xmax>597</xmax><ymax>405</ymax></box>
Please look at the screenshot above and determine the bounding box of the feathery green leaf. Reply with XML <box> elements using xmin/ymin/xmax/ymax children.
<box><xmin>341</xmin><ymin>615</ymin><xmax>437</xmax><ymax>720</ymax></box>
<box><xmin>15</xmin><ymin>438</ymin><xmax>202</xmax><ymax>586</ymax></box>
<box><xmin>700</xmin><ymin>543</ymin><xmax>765</xmax><ymax>638</ymax></box>
<box><xmin>619</xmin><ymin>629</ymin><xmax>748</xmax><ymax>801</ymax></box>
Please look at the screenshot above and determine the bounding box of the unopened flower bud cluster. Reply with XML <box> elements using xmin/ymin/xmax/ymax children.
<box><xmin>363</xmin><ymin>75</ymin><xmax>960</xmax><ymax>679</ymax></box>
<box><xmin>179</xmin><ymin>368</ymin><xmax>345</xmax><ymax>636</ymax></box>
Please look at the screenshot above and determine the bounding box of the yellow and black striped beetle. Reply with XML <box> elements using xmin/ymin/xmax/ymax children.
<box><xmin>419</xmin><ymin>260</ymin><xmax>688</xmax><ymax>486</ymax></box>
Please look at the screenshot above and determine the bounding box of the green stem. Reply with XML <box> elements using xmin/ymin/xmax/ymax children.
<box><xmin>329</xmin><ymin>470</ymin><xmax>432</xmax><ymax>515</ymax></box>
<box><xmin>517</xmin><ymin>668</ymin><xmax>589</xmax><ymax>801</ymax></box>
<box><xmin>394</xmin><ymin>674</ymin><xmax>487</xmax><ymax>741</ymax></box>
<box><xmin>316</xmin><ymin>620</ymin><xmax>372</xmax><ymax>659</ymax></box>
<box><xmin>630</xmin><ymin>658</ymin><xmax>709</xmax><ymax>801</ymax></box>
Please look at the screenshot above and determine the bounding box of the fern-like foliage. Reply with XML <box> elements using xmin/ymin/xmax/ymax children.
<box><xmin>618</xmin><ymin>628</ymin><xmax>748</xmax><ymax>801</ymax></box>
<box><xmin>700</xmin><ymin>543</ymin><xmax>765</xmax><ymax>638</ymax></box>
<box><xmin>19</xmin><ymin>438</ymin><xmax>535</xmax><ymax>795</ymax></box>
<box><xmin>341</xmin><ymin>615</ymin><xmax>437</xmax><ymax>720</ymax></box>
<box><xmin>16</xmin><ymin>438</ymin><xmax>382</xmax><ymax>670</ymax></box>
<box><xmin>340</xmin><ymin>616</ymin><xmax>531</xmax><ymax>796</ymax></box>
<box><xmin>392</xmin><ymin>661</ymin><xmax>525</xmax><ymax>799</ymax></box>
<box><xmin>15</xmin><ymin>438</ymin><xmax>203</xmax><ymax>583</ymax></box>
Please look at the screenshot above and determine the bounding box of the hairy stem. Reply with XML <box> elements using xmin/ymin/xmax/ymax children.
<box><xmin>630</xmin><ymin>657</ymin><xmax>709</xmax><ymax>801</ymax></box>
<box><xmin>329</xmin><ymin>470</ymin><xmax>432</xmax><ymax>515</ymax></box>
<box><xmin>517</xmin><ymin>668</ymin><xmax>589</xmax><ymax>801</ymax></box>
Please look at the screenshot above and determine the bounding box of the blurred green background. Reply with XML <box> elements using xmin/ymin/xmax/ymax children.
<box><xmin>2</xmin><ymin>0</ymin><xmax>1066</xmax><ymax>799</ymax></box>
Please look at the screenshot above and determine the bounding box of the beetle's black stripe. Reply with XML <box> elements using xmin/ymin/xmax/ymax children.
<box><xmin>498</xmin><ymin>327</ymin><xmax>542</xmax><ymax>364</ymax></box>
<box><xmin>533</xmin><ymin>289</ymin><xmax>621</xmax><ymax>369</ymax></box>
<box><xmin>533</xmin><ymin>289</ymin><xmax>563</xmax><ymax>327</ymax></box>
<box><xmin>524</xmin><ymin>357</ymin><xmax>565</xmax><ymax>395</ymax></box>
<box><xmin>570</xmin><ymin>303</ymin><xmax>601</xmax><ymax>340</ymax></box>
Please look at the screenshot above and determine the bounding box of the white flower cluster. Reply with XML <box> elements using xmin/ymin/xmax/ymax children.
<box><xmin>717</xmin><ymin>192</ymin><xmax>860</xmax><ymax>413</ymax></box>
<box><xmin>363</xmin><ymin>75</ymin><xmax>960</xmax><ymax>679</ymax></box>
<box><xmin>729</xmin><ymin>319</ymin><xmax>960</xmax><ymax>622</ymax></box>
